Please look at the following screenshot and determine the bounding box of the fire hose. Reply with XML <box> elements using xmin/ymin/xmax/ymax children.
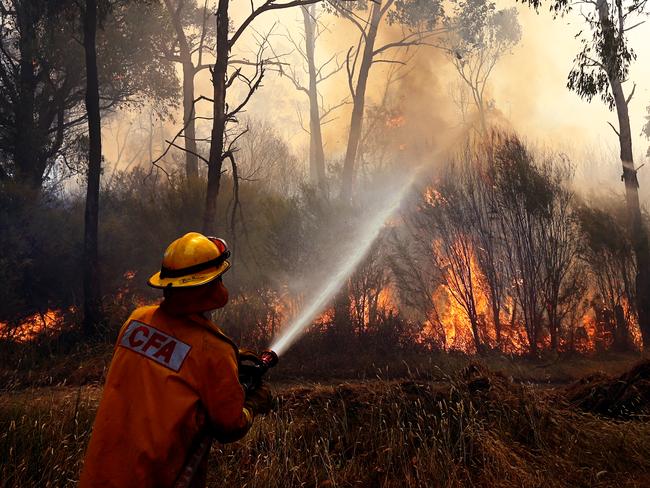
<box><xmin>174</xmin><ymin>349</ymin><xmax>278</xmax><ymax>488</ymax></box>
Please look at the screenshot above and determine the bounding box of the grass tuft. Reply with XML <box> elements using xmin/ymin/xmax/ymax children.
<box><xmin>1</xmin><ymin>360</ymin><xmax>650</xmax><ymax>487</ymax></box>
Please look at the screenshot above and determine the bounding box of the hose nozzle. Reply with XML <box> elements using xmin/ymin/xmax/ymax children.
<box><xmin>259</xmin><ymin>349</ymin><xmax>278</xmax><ymax>368</ymax></box>
<box><xmin>238</xmin><ymin>349</ymin><xmax>278</xmax><ymax>393</ymax></box>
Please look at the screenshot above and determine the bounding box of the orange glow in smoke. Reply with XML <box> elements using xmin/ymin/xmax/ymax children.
<box><xmin>349</xmin><ymin>283</ymin><xmax>399</xmax><ymax>333</ymax></box>
<box><xmin>385</xmin><ymin>114</ymin><xmax>406</xmax><ymax>128</ymax></box>
<box><xmin>262</xmin><ymin>290</ymin><xmax>334</xmax><ymax>336</ymax></box>
<box><xmin>377</xmin><ymin>286</ymin><xmax>398</xmax><ymax>314</ymax></box>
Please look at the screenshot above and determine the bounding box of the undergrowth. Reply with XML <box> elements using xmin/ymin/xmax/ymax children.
<box><xmin>2</xmin><ymin>363</ymin><xmax>650</xmax><ymax>487</ymax></box>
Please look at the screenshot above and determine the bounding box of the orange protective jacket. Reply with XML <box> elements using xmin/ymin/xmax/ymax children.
<box><xmin>79</xmin><ymin>305</ymin><xmax>253</xmax><ymax>488</ymax></box>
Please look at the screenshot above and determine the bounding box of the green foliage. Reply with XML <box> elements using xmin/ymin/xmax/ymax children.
<box><xmin>577</xmin><ymin>200</ymin><xmax>632</xmax><ymax>258</ymax></box>
<box><xmin>446</xmin><ymin>0</ymin><xmax>521</xmax><ymax>51</ymax></box>
<box><xmin>441</xmin><ymin>0</ymin><xmax>521</xmax><ymax>132</ymax></box>
<box><xmin>0</xmin><ymin>0</ymin><xmax>179</xmax><ymax>187</ymax></box>
<box><xmin>518</xmin><ymin>0</ymin><xmax>646</xmax><ymax>109</ymax></box>
<box><xmin>387</xmin><ymin>0</ymin><xmax>444</xmax><ymax>30</ymax></box>
<box><xmin>96</xmin><ymin>0</ymin><xmax>180</xmax><ymax>113</ymax></box>
<box><xmin>567</xmin><ymin>5</ymin><xmax>636</xmax><ymax>109</ymax></box>
<box><xmin>493</xmin><ymin>136</ymin><xmax>556</xmax><ymax>215</ymax></box>
<box><xmin>327</xmin><ymin>0</ymin><xmax>444</xmax><ymax>30</ymax></box>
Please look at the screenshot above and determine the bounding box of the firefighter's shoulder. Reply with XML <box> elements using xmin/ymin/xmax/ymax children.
<box><xmin>115</xmin><ymin>305</ymin><xmax>160</xmax><ymax>342</ymax></box>
<box><xmin>190</xmin><ymin>316</ymin><xmax>238</xmax><ymax>357</ymax></box>
<box><xmin>129</xmin><ymin>304</ymin><xmax>160</xmax><ymax>322</ymax></box>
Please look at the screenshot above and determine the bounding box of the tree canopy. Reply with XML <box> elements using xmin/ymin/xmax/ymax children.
<box><xmin>0</xmin><ymin>0</ymin><xmax>178</xmax><ymax>189</ymax></box>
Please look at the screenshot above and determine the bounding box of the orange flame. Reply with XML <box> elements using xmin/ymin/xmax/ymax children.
<box><xmin>0</xmin><ymin>309</ymin><xmax>66</xmax><ymax>343</ymax></box>
<box><xmin>422</xmin><ymin>235</ymin><xmax>630</xmax><ymax>355</ymax></box>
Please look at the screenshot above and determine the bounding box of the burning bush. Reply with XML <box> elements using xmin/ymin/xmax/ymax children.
<box><xmin>394</xmin><ymin>133</ymin><xmax>643</xmax><ymax>356</ymax></box>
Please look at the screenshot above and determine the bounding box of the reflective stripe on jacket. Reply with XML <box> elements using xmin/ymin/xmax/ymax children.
<box><xmin>79</xmin><ymin>305</ymin><xmax>252</xmax><ymax>488</ymax></box>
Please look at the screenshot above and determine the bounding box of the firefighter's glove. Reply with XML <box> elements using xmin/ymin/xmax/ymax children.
<box><xmin>244</xmin><ymin>383</ymin><xmax>274</xmax><ymax>416</ymax></box>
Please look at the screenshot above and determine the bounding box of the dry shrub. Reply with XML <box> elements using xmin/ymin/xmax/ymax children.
<box><xmin>564</xmin><ymin>360</ymin><xmax>650</xmax><ymax>419</ymax></box>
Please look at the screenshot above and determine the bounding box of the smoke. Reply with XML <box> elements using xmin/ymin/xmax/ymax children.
<box><xmin>270</xmin><ymin>168</ymin><xmax>418</xmax><ymax>355</ymax></box>
<box><xmin>95</xmin><ymin>1</ymin><xmax>650</xmax><ymax>202</ymax></box>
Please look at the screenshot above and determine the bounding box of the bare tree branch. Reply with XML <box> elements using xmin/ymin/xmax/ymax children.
<box><xmin>626</xmin><ymin>82</ymin><xmax>636</xmax><ymax>104</ymax></box>
<box><xmin>230</xmin><ymin>0</ymin><xmax>328</xmax><ymax>50</ymax></box>
<box><xmin>607</xmin><ymin>120</ymin><xmax>621</xmax><ymax>137</ymax></box>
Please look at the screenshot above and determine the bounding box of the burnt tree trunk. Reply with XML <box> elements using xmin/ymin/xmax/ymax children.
<box><xmin>340</xmin><ymin>1</ymin><xmax>382</xmax><ymax>201</ymax></box>
<box><xmin>491</xmin><ymin>295</ymin><xmax>502</xmax><ymax>347</ymax></box>
<box><xmin>203</xmin><ymin>0</ymin><xmax>229</xmax><ymax>234</ymax></box>
<box><xmin>82</xmin><ymin>0</ymin><xmax>103</xmax><ymax>335</ymax></box>
<box><xmin>14</xmin><ymin>3</ymin><xmax>39</xmax><ymax>189</ymax></box>
<box><xmin>613</xmin><ymin>303</ymin><xmax>631</xmax><ymax>351</ymax></box>
<box><xmin>331</xmin><ymin>285</ymin><xmax>353</xmax><ymax>347</ymax></box>
<box><xmin>598</xmin><ymin>0</ymin><xmax>650</xmax><ymax>348</ymax></box>
<box><xmin>466</xmin><ymin>292</ymin><xmax>484</xmax><ymax>354</ymax></box>
<box><xmin>182</xmin><ymin>62</ymin><xmax>199</xmax><ymax>181</ymax></box>
<box><xmin>468</xmin><ymin>314</ymin><xmax>484</xmax><ymax>354</ymax></box>
<box><xmin>548</xmin><ymin>306</ymin><xmax>559</xmax><ymax>351</ymax></box>
<box><xmin>164</xmin><ymin>0</ymin><xmax>199</xmax><ymax>181</ymax></box>
<box><xmin>302</xmin><ymin>5</ymin><xmax>326</xmax><ymax>191</ymax></box>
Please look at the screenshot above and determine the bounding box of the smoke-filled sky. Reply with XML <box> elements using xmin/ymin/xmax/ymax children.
<box><xmin>103</xmin><ymin>0</ymin><xmax>650</xmax><ymax>201</ymax></box>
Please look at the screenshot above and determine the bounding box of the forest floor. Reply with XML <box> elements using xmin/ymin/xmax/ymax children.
<box><xmin>1</xmin><ymin>351</ymin><xmax>650</xmax><ymax>487</ymax></box>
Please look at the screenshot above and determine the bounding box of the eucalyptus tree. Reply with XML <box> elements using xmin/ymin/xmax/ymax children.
<box><xmin>521</xmin><ymin>0</ymin><xmax>650</xmax><ymax>347</ymax></box>
<box><xmin>280</xmin><ymin>4</ymin><xmax>347</xmax><ymax>192</ymax></box>
<box><xmin>82</xmin><ymin>0</ymin><xmax>103</xmax><ymax>334</ymax></box>
<box><xmin>438</xmin><ymin>0</ymin><xmax>521</xmax><ymax>135</ymax></box>
<box><xmin>0</xmin><ymin>0</ymin><xmax>178</xmax><ymax>191</ymax></box>
<box><xmin>329</xmin><ymin>0</ymin><xmax>445</xmax><ymax>201</ymax></box>
<box><xmin>201</xmin><ymin>0</ymin><xmax>357</xmax><ymax>234</ymax></box>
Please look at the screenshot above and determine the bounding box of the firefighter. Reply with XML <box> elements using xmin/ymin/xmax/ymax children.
<box><xmin>79</xmin><ymin>232</ymin><xmax>272</xmax><ymax>487</ymax></box>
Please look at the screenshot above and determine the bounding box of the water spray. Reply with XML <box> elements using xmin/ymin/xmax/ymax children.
<box><xmin>177</xmin><ymin>172</ymin><xmax>417</xmax><ymax>488</ymax></box>
<box><xmin>270</xmin><ymin>171</ymin><xmax>418</xmax><ymax>357</ymax></box>
<box><xmin>231</xmin><ymin>172</ymin><xmax>417</xmax><ymax>393</ymax></box>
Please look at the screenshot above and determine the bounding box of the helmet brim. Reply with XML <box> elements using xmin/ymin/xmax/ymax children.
<box><xmin>147</xmin><ymin>260</ymin><xmax>231</xmax><ymax>289</ymax></box>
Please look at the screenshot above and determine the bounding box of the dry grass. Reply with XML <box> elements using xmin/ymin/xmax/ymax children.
<box><xmin>1</xmin><ymin>338</ymin><xmax>645</xmax><ymax>390</ymax></box>
<box><xmin>0</xmin><ymin>342</ymin><xmax>112</xmax><ymax>390</ymax></box>
<box><xmin>210</xmin><ymin>366</ymin><xmax>650</xmax><ymax>488</ymax></box>
<box><xmin>3</xmin><ymin>362</ymin><xmax>648</xmax><ymax>487</ymax></box>
<box><xmin>0</xmin><ymin>386</ymin><xmax>100</xmax><ymax>487</ymax></box>
<box><xmin>269</xmin><ymin>350</ymin><xmax>647</xmax><ymax>386</ymax></box>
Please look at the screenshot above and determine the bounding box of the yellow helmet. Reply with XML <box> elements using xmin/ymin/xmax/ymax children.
<box><xmin>148</xmin><ymin>232</ymin><xmax>231</xmax><ymax>288</ymax></box>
